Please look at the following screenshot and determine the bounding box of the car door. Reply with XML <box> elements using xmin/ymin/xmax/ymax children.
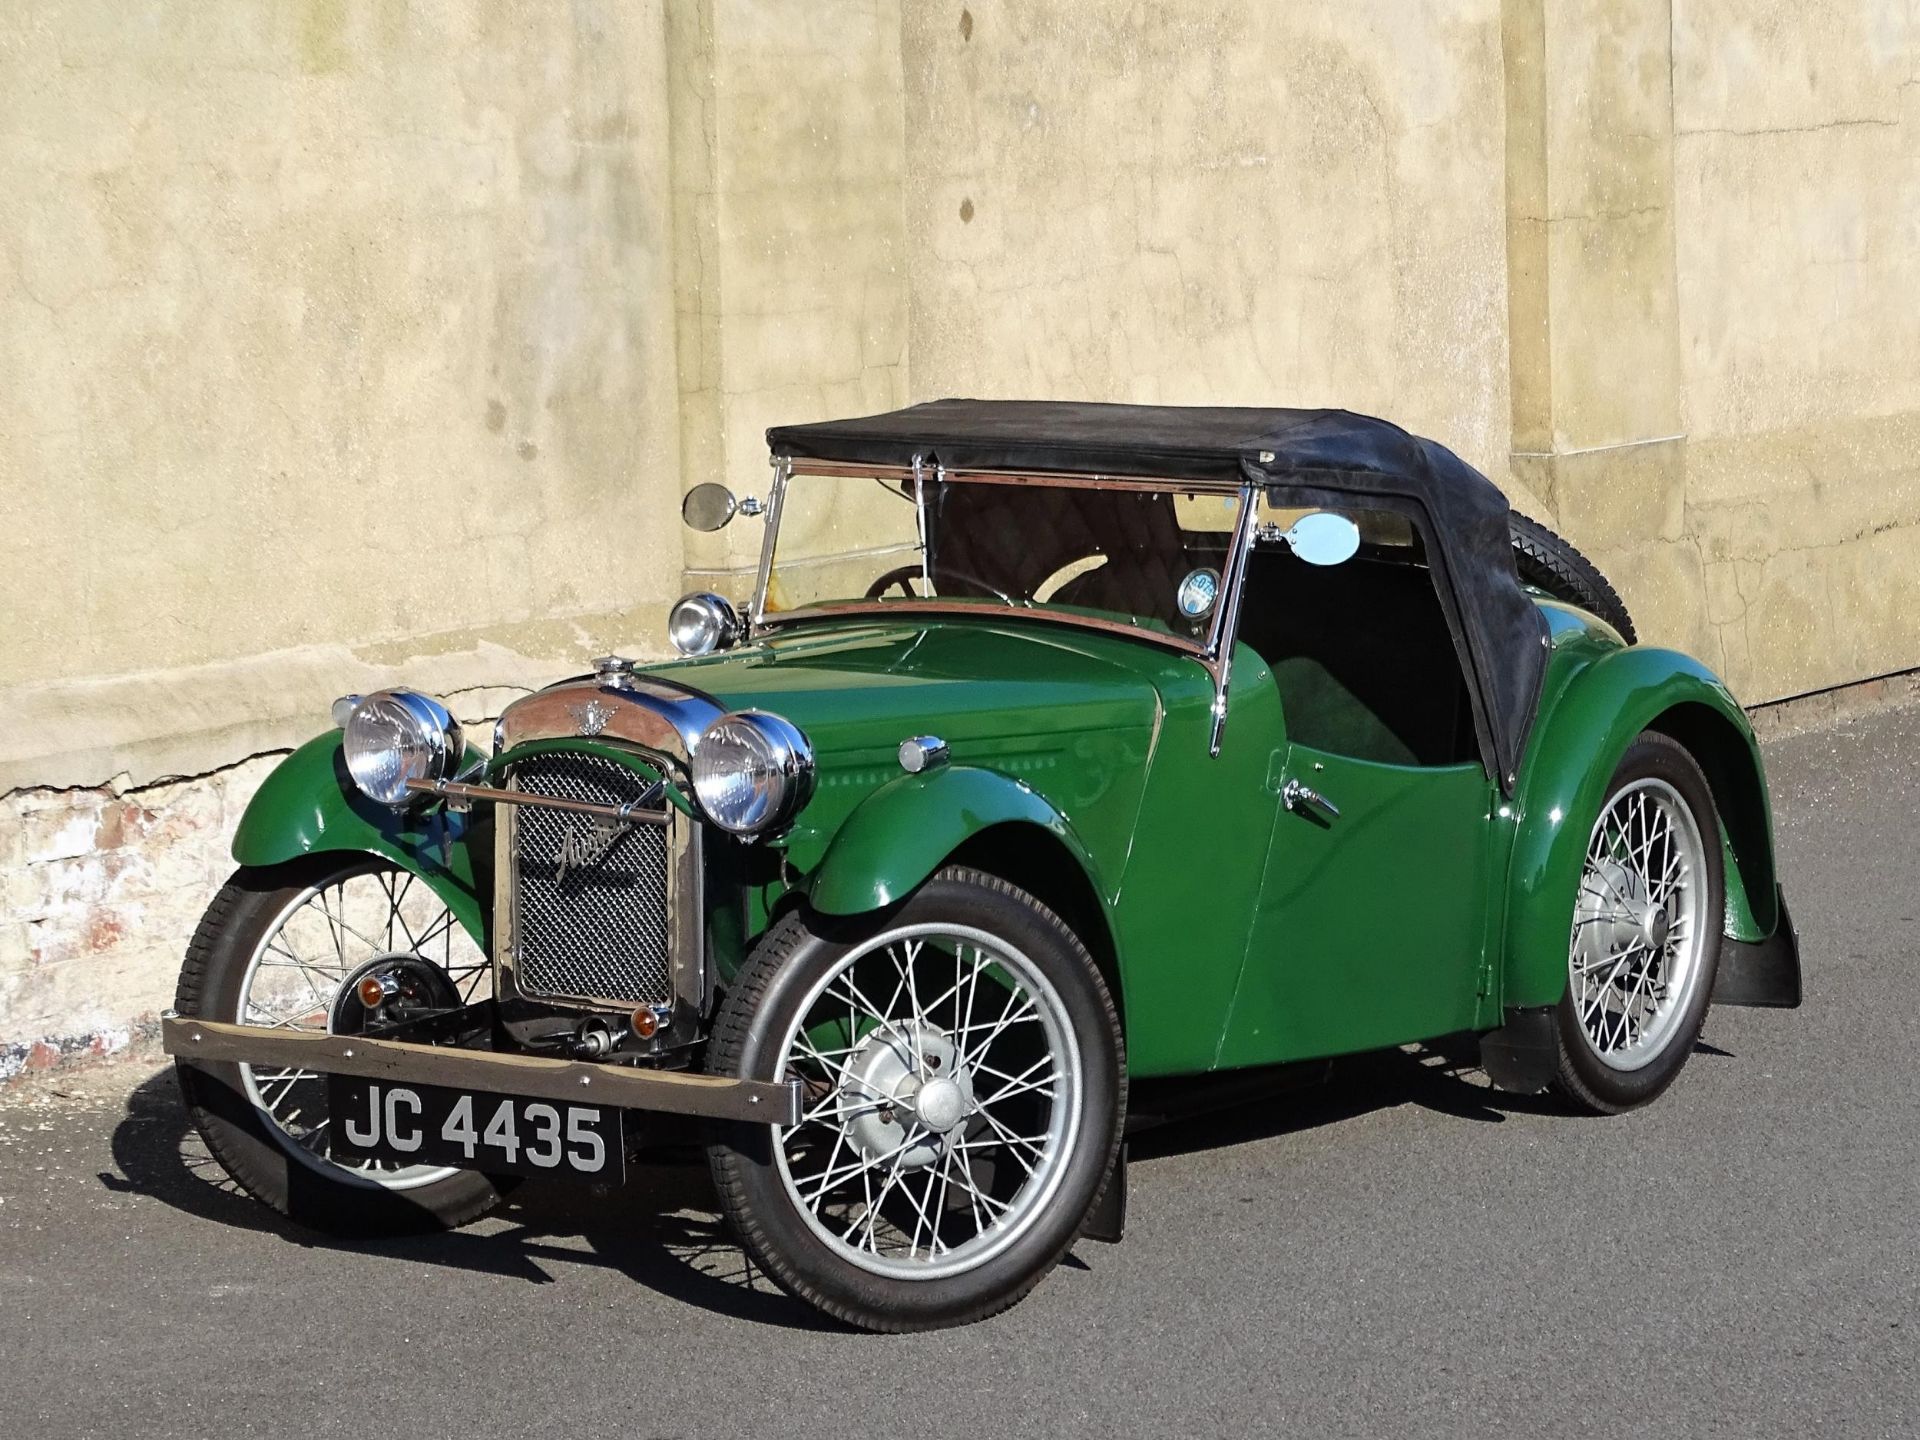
<box><xmin>1212</xmin><ymin>514</ymin><xmax>1502</xmax><ymax>1068</ymax></box>
<box><xmin>1215</xmin><ymin>740</ymin><xmax>1497</xmax><ymax>1068</ymax></box>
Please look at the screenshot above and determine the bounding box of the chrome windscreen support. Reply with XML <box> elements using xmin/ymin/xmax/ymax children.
<box><xmin>750</xmin><ymin>455</ymin><xmax>792</xmax><ymax>634</ymax></box>
<box><xmin>911</xmin><ymin>452</ymin><xmax>931</xmax><ymax>593</ymax></box>
<box><xmin>1206</xmin><ymin>482</ymin><xmax>1259</xmax><ymax>757</ymax></box>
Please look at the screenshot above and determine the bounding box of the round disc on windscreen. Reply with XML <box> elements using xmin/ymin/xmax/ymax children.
<box><xmin>1176</xmin><ymin>567</ymin><xmax>1220</xmax><ymax>618</ymax></box>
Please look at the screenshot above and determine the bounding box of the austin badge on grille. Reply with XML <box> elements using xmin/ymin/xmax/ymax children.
<box><xmin>554</xmin><ymin>816</ymin><xmax>628</xmax><ymax>884</ymax></box>
<box><xmin>567</xmin><ymin>697</ymin><xmax>616</xmax><ymax>737</ymax></box>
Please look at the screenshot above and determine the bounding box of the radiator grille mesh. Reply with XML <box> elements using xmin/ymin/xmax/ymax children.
<box><xmin>509</xmin><ymin>751</ymin><xmax>672</xmax><ymax>1006</ymax></box>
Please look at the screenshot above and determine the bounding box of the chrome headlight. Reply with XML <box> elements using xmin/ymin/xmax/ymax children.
<box><xmin>341</xmin><ymin>690</ymin><xmax>463</xmax><ymax>807</ymax></box>
<box><xmin>668</xmin><ymin>591</ymin><xmax>741</xmax><ymax>657</ymax></box>
<box><xmin>690</xmin><ymin>710</ymin><xmax>813</xmax><ymax>835</ymax></box>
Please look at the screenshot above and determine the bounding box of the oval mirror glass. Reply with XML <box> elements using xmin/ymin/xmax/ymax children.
<box><xmin>1285</xmin><ymin>511</ymin><xmax>1361</xmax><ymax>567</ymax></box>
<box><xmin>681</xmin><ymin>482</ymin><xmax>738</xmax><ymax>532</ymax></box>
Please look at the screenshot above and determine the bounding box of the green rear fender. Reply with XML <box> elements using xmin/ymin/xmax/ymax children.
<box><xmin>229</xmin><ymin>732</ymin><xmax>487</xmax><ymax>944</ymax></box>
<box><xmin>1503</xmin><ymin>646</ymin><xmax>1781</xmax><ymax>1009</ymax></box>
<box><xmin>807</xmin><ymin>764</ymin><xmax>1106</xmax><ymax>917</ymax></box>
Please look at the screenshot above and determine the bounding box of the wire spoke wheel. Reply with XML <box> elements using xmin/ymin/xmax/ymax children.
<box><xmin>1568</xmin><ymin>776</ymin><xmax>1711</xmax><ymax>1072</ymax></box>
<box><xmin>233</xmin><ymin>858</ymin><xmax>490</xmax><ymax>1190</ymax></box>
<box><xmin>708</xmin><ymin>869</ymin><xmax>1121</xmax><ymax>1330</ymax></box>
<box><xmin>770</xmin><ymin>923</ymin><xmax>1082</xmax><ymax>1279</ymax></box>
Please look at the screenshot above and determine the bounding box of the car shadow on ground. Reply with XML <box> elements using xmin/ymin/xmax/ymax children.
<box><xmin>101</xmin><ymin>1066</ymin><xmax>830</xmax><ymax>1329</ymax></box>
<box><xmin>1126</xmin><ymin>1037</ymin><xmax>1572</xmax><ymax>1162</ymax></box>
<box><xmin>101</xmin><ymin>1037</ymin><xmax>1729</xmax><ymax>1327</ymax></box>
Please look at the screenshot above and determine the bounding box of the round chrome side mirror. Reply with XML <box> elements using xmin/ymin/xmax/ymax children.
<box><xmin>682</xmin><ymin>483</ymin><xmax>739</xmax><ymax>532</ymax></box>
<box><xmin>1284</xmin><ymin>512</ymin><xmax>1361</xmax><ymax>567</ymax></box>
<box><xmin>681</xmin><ymin>483</ymin><xmax>765</xmax><ymax>532</ymax></box>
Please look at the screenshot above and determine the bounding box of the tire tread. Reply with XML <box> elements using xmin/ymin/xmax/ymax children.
<box><xmin>1549</xmin><ymin>732</ymin><xmax>1723</xmax><ymax>1115</ymax></box>
<box><xmin>706</xmin><ymin>866</ymin><xmax>1125</xmax><ymax>1332</ymax></box>
<box><xmin>1510</xmin><ymin>511</ymin><xmax>1638</xmax><ymax>644</ymax></box>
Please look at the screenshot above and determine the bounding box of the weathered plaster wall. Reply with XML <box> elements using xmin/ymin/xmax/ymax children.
<box><xmin>1501</xmin><ymin>0</ymin><xmax>1920</xmax><ymax>701</ymax></box>
<box><xmin>669</xmin><ymin>0</ymin><xmax>909</xmax><ymax>601</ymax></box>
<box><xmin>1671</xmin><ymin>0</ymin><xmax>1920</xmax><ymax>699</ymax></box>
<box><xmin>900</xmin><ymin>1</ymin><xmax>1518</xmax><ymax>490</ymax></box>
<box><xmin>0</xmin><ymin>0</ymin><xmax>686</xmax><ymax>791</ymax></box>
<box><xmin>0</xmin><ymin>0</ymin><xmax>690</xmax><ymax>1068</ymax></box>
<box><xmin>1501</xmin><ymin>0</ymin><xmax>1702</xmax><ymax>661</ymax></box>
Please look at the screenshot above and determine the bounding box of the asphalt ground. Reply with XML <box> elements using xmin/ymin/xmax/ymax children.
<box><xmin>1</xmin><ymin>703</ymin><xmax>1915</xmax><ymax>1439</ymax></box>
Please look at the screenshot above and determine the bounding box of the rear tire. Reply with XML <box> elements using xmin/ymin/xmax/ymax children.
<box><xmin>174</xmin><ymin>856</ymin><xmax>512</xmax><ymax>1235</ymax></box>
<box><xmin>1552</xmin><ymin>734</ymin><xmax>1724</xmax><ymax>1114</ymax></box>
<box><xmin>1510</xmin><ymin>512</ymin><xmax>1637</xmax><ymax>644</ymax></box>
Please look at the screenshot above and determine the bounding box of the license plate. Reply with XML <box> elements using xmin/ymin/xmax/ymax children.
<box><xmin>327</xmin><ymin>1076</ymin><xmax>626</xmax><ymax>1182</ymax></box>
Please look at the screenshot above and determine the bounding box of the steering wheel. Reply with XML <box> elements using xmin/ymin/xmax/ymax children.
<box><xmin>866</xmin><ymin>565</ymin><xmax>926</xmax><ymax>599</ymax></box>
<box><xmin>865</xmin><ymin>567</ymin><xmax>1027</xmax><ymax>607</ymax></box>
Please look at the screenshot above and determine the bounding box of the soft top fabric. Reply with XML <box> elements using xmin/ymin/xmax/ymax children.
<box><xmin>767</xmin><ymin>400</ymin><xmax>1547</xmax><ymax>789</ymax></box>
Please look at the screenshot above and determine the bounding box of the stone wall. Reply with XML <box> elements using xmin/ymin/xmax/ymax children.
<box><xmin>1</xmin><ymin>0</ymin><xmax>687</xmax><ymax>793</ymax></box>
<box><xmin>1</xmin><ymin>0</ymin><xmax>691</xmax><ymax>1068</ymax></box>
<box><xmin>4</xmin><ymin>0</ymin><xmax>1917</xmax><ymax>1070</ymax></box>
<box><xmin>1671</xmin><ymin>0</ymin><xmax>1920</xmax><ymax>699</ymax></box>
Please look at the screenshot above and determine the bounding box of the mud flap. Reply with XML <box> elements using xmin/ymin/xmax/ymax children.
<box><xmin>1714</xmin><ymin>889</ymin><xmax>1803</xmax><ymax>1008</ymax></box>
<box><xmin>1082</xmin><ymin>1142</ymin><xmax>1128</xmax><ymax>1244</ymax></box>
<box><xmin>1479</xmin><ymin>1005</ymin><xmax>1558</xmax><ymax>1094</ymax></box>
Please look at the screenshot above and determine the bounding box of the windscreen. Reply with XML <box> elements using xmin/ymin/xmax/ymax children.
<box><xmin>764</xmin><ymin>473</ymin><xmax>1245</xmax><ymax>646</ymax></box>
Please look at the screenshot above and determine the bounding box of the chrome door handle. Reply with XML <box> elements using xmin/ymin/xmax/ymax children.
<box><xmin>1281</xmin><ymin>778</ymin><xmax>1340</xmax><ymax>821</ymax></box>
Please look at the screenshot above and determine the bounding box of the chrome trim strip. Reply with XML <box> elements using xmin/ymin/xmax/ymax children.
<box><xmin>162</xmin><ymin>1015</ymin><xmax>801</xmax><ymax>1125</ymax></box>
<box><xmin>405</xmin><ymin>777</ymin><xmax>672</xmax><ymax>826</ymax></box>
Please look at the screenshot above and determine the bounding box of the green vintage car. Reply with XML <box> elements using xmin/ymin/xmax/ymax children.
<box><xmin>165</xmin><ymin>401</ymin><xmax>1800</xmax><ymax>1331</ymax></box>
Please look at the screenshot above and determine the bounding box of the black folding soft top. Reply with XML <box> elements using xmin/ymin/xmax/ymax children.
<box><xmin>768</xmin><ymin>399</ymin><xmax>1547</xmax><ymax>790</ymax></box>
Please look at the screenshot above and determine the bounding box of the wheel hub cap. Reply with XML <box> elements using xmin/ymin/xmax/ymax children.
<box><xmin>914</xmin><ymin>1077</ymin><xmax>966</xmax><ymax>1133</ymax></box>
<box><xmin>1642</xmin><ymin>904</ymin><xmax>1670</xmax><ymax>950</ymax></box>
<box><xmin>841</xmin><ymin>1022</ymin><xmax>974</xmax><ymax>1170</ymax></box>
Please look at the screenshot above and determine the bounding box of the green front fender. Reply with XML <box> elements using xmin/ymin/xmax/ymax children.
<box><xmin>1503</xmin><ymin>646</ymin><xmax>1781</xmax><ymax>1008</ymax></box>
<box><xmin>807</xmin><ymin>764</ymin><xmax>1105</xmax><ymax>916</ymax></box>
<box><xmin>230</xmin><ymin>733</ymin><xmax>488</xmax><ymax>944</ymax></box>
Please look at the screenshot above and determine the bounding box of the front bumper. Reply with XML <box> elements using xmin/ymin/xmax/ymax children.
<box><xmin>161</xmin><ymin>1013</ymin><xmax>802</xmax><ymax>1126</ymax></box>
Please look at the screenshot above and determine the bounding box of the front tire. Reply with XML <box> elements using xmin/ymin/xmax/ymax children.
<box><xmin>174</xmin><ymin>855</ymin><xmax>512</xmax><ymax>1234</ymax></box>
<box><xmin>706</xmin><ymin>867</ymin><xmax>1125</xmax><ymax>1332</ymax></box>
<box><xmin>1553</xmin><ymin>733</ymin><xmax>1724</xmax><ymax>1113</ymax></box>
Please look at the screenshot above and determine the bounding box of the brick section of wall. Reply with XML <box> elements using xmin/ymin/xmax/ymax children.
<box><xmin>1</xmin><ymin>755</ymin><xmax>281</xmax><ymax>1081</ymax></box>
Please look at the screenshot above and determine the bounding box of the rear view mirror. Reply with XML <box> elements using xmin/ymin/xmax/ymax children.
<box><xmin>682</xmin><ymin>483</ymin><xmax>740</xmax><ymax>532</ymax></box>
<box><xmin>1284</xmin><ymin>511</ymin><xmax>1361</xmax><ymax>567</ymax></box>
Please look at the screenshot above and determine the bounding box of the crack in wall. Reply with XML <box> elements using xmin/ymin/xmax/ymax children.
<box><xmin>1677</xmin><ymin>117</ymin><xmax>1903</xmax><ymax>138</ymax></box>
<box><xmin>0</xmin><ymin>748</ymin><xmax>295</xmax><ymax>808</ymax></box>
